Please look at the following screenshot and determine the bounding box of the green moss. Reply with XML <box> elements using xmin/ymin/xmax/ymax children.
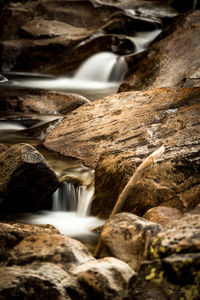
<box><xmin>145</xmin><ymin>267</ymin><xmax>156</xmax><ymax>280</ymax></box>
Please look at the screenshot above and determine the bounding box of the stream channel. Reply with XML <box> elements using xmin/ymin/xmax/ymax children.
<box><xmin>0</xmin><ymin>29</ymin><xmax>161</xmax><ymax>248</ymax></box>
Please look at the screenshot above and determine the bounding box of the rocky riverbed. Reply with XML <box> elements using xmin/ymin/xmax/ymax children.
<box><xmin>0</xmin><ymin>0</ymin><xmax>200</xmax><ymax>299</ymax></box>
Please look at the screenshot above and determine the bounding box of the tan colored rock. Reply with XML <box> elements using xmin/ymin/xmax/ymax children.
<box><xmin>143</xmin><ymin>206</ymin><xmax>182</xmax><ymax>227</ymax></box>
<box><xmin>43</xmin><ymin>87</ymin><xmax>200</xmax><ymax>217</ymax></box>
<box><xmin>100</xmin><ymin>213</ymin><xmax>162</xmax><ymax>270</ymax></box>
<box><xmin>0</xmin><ymin>222</ymin><xmax>59</xmax><ymax>262</ymax></box>
<box><xmin>73</xmin><ymin>257</ymin><xmax>135</xmax><ymax>300</ymax></box>
<box><xmin>9</xmin><ymin>233</ymin><xmax>94</xmax><ymax>269</ymax></box>
<box><xmin>0</xmin><ymin>144</ymin><xmax>8</xmax><ymax>154</ymax></box>
<box><xmin>0</xmin><ymin>89</ymin><xmax>89</xmax><ymax>114</ymax></box>
<box><xmin>120</xmin><ymin>11</ymin><xmax>200</xmax><ymax>92</ymax></box>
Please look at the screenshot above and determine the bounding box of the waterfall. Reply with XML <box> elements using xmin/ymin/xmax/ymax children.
<box><xmin>52</xmin><ymin>181</ymin><xmax>94</xmax><ymax>217</ymax></box>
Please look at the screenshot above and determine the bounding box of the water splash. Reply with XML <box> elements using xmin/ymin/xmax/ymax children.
<box><xmin>128</xmin><ymin>29</ymin><xmax>161</xmax><ymax>53</ymax></box>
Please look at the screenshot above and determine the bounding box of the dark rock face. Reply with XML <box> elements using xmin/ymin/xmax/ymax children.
<box><xmin>0</xmin><ymin>143</ymin><xmax>59</xmax><ymax>213</ymax></box>
<box><xmin>100</xmin><ymin>213</ymin><xmax>162</xmax><ymax>270</ymax></box>
<box><xmin>0</xmin><ymin>89</ymin><xmax>89</xmax><ymax>114</ymax></box>
<box><xmin>43</xmin><ymin>87</ymin><xmax>200</xmax><ymax>218</ymax></box>
<box><xmin>120</xmin><ymin>11</ymin><xmax>200</xmax><ymax>92</ymax></box>
<box><xmin>143</xmin><ymin>206</ymin><xmax>182</xmax><ymax>227</ymax></box>
<box><xmin>128</xmin><ymin>208</ymin><xmax>200</xmax><ymax>299</ymax></box>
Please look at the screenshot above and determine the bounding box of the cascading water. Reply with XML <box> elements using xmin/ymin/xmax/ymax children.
<box><xmin>17</xmin><ymin>180</ymin><xmax>104</xmax><ymax>242</ymax></box>
<box><xmin>8</xmin><ymin>52</ymin><xmax>128</xmax><ymax>100</ymax></box>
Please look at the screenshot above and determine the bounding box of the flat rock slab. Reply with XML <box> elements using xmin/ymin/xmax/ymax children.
<box><xmin>0</xmin><ymin>89</ymin><xmax>89</xmax><ymax>114</ymax></box>
<box><xmin>44</xmin><ymin>87</ymin><xmax>200</xmax><ymax>217</ymax></box>
<box><xmin>120</xmin><ymin>11</ymin><xmax>200</xmax><ymax>92</ymax></box>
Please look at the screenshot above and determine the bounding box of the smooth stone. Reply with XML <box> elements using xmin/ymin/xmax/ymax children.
<box><xmin>143</xmin><ymin>206</ymin><xmax>182</xmax><ymax>227</ymax></box>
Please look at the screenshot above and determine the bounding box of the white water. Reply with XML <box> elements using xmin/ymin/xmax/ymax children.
<box><xmin>10</xmin><ymin>52</ymin><xmax>127</xmax><ymax>100</ymax></box>
<box><xmin>0</xmin><ymin>122</ymin><xmax>26</xmax><ymax>131</ymax></box>
<box><xmin>18</xmin><ymin>181</ymin><xmax>104</xmax><ymax>240</ymax></box>
<box><xmin>128</xmin><ymin>29</ymin><xmax>161</xmax><ymax>53</ymax></box>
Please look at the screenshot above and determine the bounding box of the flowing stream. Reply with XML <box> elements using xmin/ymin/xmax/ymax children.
<box><xmin>0</xmin><ymin>28</ymin><xmax>161</xmax><ymax>244</ymax></box>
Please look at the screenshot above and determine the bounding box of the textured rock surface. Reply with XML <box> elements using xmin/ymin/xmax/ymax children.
<box><xmin>73</xmin><ymin>257</ymin><xmax>135</xmax><ymax>300</ymax></box>
<box><xmin>100</xmin><ymin>213</ymin><xmax>162</xmax><ymax>270</ymax></box>
<box><xmin>120</xmin><ymin>11</ymin><xmax>200</xmax><ymax>92</ymax></box>
<box><xmin>44</xmin><ymin>87</ymin><xmax>200</xmax><ymax>217</ymax></box>
<box><xmin>8</xmin><ymin>233</ymin><xmax>94</xmax><ymax>269</ymax></box>
<box><xmin>0</xmin><ymin>262</ymin><xmax>85</xmax><ymax>300</ymax></box>
<box><xmin>0</xmin><ymin>222</ymin><xmax>59</xmax><ymax>262</ymax></box>
<box><xmin>143</xmin><ymin>206</ymin><xmax>182</xmax><ymax>227</ymax></box>
<box><xmin>0</xmin><ymin>143</ymin><xmax>59</xmax><ymax>213</ymax></box>
<box><xmin>0</xmin><ymin>89</ymin><xmax>89</xmax><ymax>114</ymax></box>
<box><xmin>128</xmin><ymin>208</ymin><xmax>200</xmax><ymax>299</ymax></box>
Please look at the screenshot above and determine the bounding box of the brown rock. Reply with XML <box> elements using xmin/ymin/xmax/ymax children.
<box><xmin>0</xmin><ymin>89</ymin><xmax>90</xmax><ymax>114</ymax></box>
<box><xmin>0</xmin><ymin>143</ymin><xmax>59</xmax><ymax>213</ymax></box>
<box><xmin>0</xmin><ymin>222</ymin><xmax>59</xmax><ymax>262</ymax></box>
<box><xmin>0</xmin><ymin>144</ymin><xmax>8</xmax><ymax>154</ymax></box>
<box><xmin>43</xmin><ymin>87</ymin><xmax>200</xmax><ymax>217</ymax></box>
<box><xmin>20</xmin><ymin>18</ymin><xmax>95</xmax><ymax>39</ymax></box>
<box><xmin>0</xmin><ymin>262</ymin><xmax>85</xmax><ymax>300</ymax></box>
<box><xmin>143</xmin><ymin>206</ymin><xmax>182</xmax><ymax>227</ymax></box>
<box><xmin>73</xmin><ymin>257</ymin><xmax>135</xmax><ymax>300</ymax></box>
<box><xmin>100</xmin><ymin>213</ymin><xmax>162</xmax><ymax>270</ymax></box>
<box><xmin>9</xmin><ymin>233</ymin><xmax>94</xmax><ymax>269</ymax></box>
<box><xmin>148</xmin><ymin>207</ymin><xmax>200</xmax><ymax>260</ymax></box>
<box><xmin>119</xmin><ymin>11</ymin><xmax>200</xmax><ymax>92</ymax></box>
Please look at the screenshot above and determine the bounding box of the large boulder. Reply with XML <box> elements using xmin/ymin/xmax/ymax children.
<box><xmin>0</xmin><ymin>222</ymin><xmax>59</xmax><ymax>262</ymax></box>
<box><xmin>0</xmin><ymin>262</ymin><xmax>85</xmax><ymax>300</ymax></box>
<box><xmin>0</xmin><ymin>88</ymin><xmax>89</xmax><ymax>114</ymax></box>
<box><xmin>120</xmin><ymin>11</ymin><xmax>200</xmax><ymax>92</ymax></box>
<box><xmin>8</xmin><ymin>233</ymin><xmax>94</xmax><ymax>269</ymax></box>
<box><xmin>128</xmin><ymin>208</ymin><xmax>200</xmax><ymax>299</ymax></box>
<box><xmin>100</xmin><ymin>213</ymin><xmax>162</xmax><ymax>270</ymax></box>
<box><xmin>0</xmin><ymin>143</ymin><xmax>59</xmax><ymax>213</ymax></box>
<box><xmin>72</xmin><ymin>257</ymin><xmax>135</xmax><ymax>300</ymax></box>
<box><xmin>43</xmin><ymin>87</ymin><xmax>200</xmax><ymax>217</ymax></box>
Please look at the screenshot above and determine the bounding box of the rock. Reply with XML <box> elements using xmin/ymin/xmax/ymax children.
<box><xmin>128</xmin><ymin>208</ymin><xmax>200</xmax><ymax>299</ymax></box>
<box><xmin>148</xmin><ymin>208</ymin><xmax>200</xmax><ymax>260</ymax></box>
<box><xmin>8</xmin><ymin>233</ymin><xmax>94</xmax><ymax>269</ymax></box>
<box><xmin>0</xmin><ymin>89</ymin><xmax>90</xmax><ymax>114</ymax></box>
<box><xmin>0</xmin><ymin>262</ymin><xmax>85</xmax><ymax>300</ymax></box>
<box><xmin>100</xmin><ymin>213</ymin><xmax>162</xmax><ymax>270</ymax></box>
<box><xmin>43</xmin><ymin>87</ymin><xmax>200</xmax><ymax>217</ymax></box>
<box><xmin>73</xmin><ymin>257</ymin><xmax>135</xmax><ymax>300</ymax></box>
<box><xmin>143</xmin><ymin>206</ymin><xmax>182</xmax><ymax>227</ymax></box>
<box><xmin>20</xmin><ymin>18</ymin><xmax>95</xmax><ymax>39</ymax></box>
<box><xmin>0</xmin><ymin>144</ymin><xmax>8</xmax><ymax>154</ymax></box>
<box><xmin>0</xmin><ymin>222</ymin><xmax>59</xmax><ymax>262</ymax></box>
<box><xmin>0</xmin><ymin>143</ymin><xmax>59</xmax><ymax>213</ymax></box>
<box><xmin>120</xmin><ymin>11</ymin><xmax>200</xmax><ymax>92</ymax></box>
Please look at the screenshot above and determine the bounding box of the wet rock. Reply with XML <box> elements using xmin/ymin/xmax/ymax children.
<box><xmin>43</xmin><ymin>87</ymin><xmax>200</xmax><ymax>218</ymax></box>
<box><xmin>120</xmin><ymin>11</ymin><xmax>200</xmax><ymax>92</ymax></box>
<box><xmin>0</xmin><ymin>262</ymin><xmax>85</xmax><ymax>300</ymax></box>
<box><xmin>0</xmin><ymin>222</ymin><xmax>59</xmax><ymax>262</ymax></box>
<box><xmin>100</xmin><ymin>213</ymin><xmax>162</xmax><ymax>270</ymax></box>
<box><xmin>143</xmin><ymin>206</ymin><xmax>182</xmax><ymax>227</ymax></box>
<box><xmin>0</xmin><ymin>89</ymin><xmax>90</xmax><ymax>114</ymax></box>
<box><xmin>0</xmin><ymin>143</ymin><xmax>59</xmax><ymax>213</ymax></box>
<box><xmin>0</xmin><ymin>74</ymin><xmax>8</xmax><ymax>84</ymax></box>
<box><xmin>8</xmin><ymin>233</ymin><xmax>94</xmax><ymax>269</ymax></box>
<box><xmin>128</xmin><ymin>208</ymin><xmax>200</xmax><ymax>299</ymax></box>
<box><xmin>20</xmin><ymin>18</ymin><xmax>95</xmax><ymax>39</ymax></box>
<box><xmin>73</xmin><ymin>257</ymin><xmax>135</xmax><ymax>300</ymax></box>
